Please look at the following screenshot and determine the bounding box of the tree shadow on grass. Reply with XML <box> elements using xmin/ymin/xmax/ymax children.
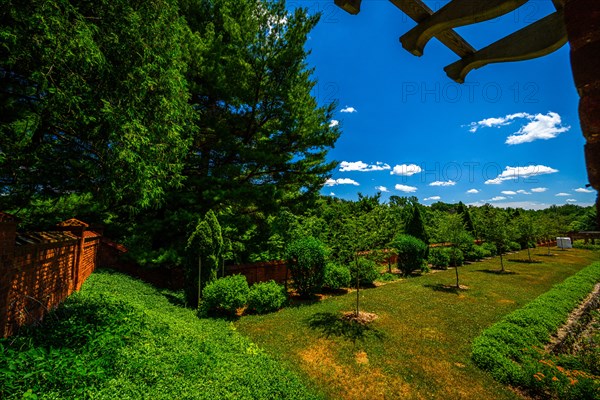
<box><xmin>423</xmin><ymin>283</ymin><xmax>469</xmax><ymax>294</ymax></box>
<box><xmin>508</xmin><ymin>259</ymin><xmax>543</xmax><ymax>264</ymax></box>
<box><xmin>306</xmin><ymin>312</ymin><xmax>384</xmax><ymax>343</ymax></box>
<box><xmin>474</xmin><ymin>269</ymin><xmax>518</xmax><ymax>275</ymax></box>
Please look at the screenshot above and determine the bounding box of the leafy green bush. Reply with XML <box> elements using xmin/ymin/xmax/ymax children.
<box><xmin>350</xmin><ymin>257</ymin><xmax>380</xmax><ymax>286</ymax></box>
<box><xmin>429</xmin><ymin>248</ymin><xmax>450</xmax><ymax>269</ymax></box>
<box><xmin>393</xmin><ymin>234</ymin><xmax>428</xmax><ymax>276</ymax></box>
<box><xmin>465</xmin><ymin>244</ymin><xmax>489</xmax><ymax>261</ymax></box>
<box><xmin>323</xmin><ymin>262</ymin><xmax>351</xmax><ymax>290</ymax></box>
<box><xmin>573</xmin><ymin>241</ymin><xmax>600</xmax><ymax>251</ymax></box>
<box><xmin>285</xmin><ymin>237</ymin><xmax>327</xmax><ymax>297</ymax></box>
<box><xmin>471</xmin><ymin>262</ymin><xmax>600</xmax><ymax>398</ymax></box>
<box><xmin>507</xmin><ymin>241</ymin><xmax>521</xmax><ymax>252</ymax></box>
<box><xmin>247</xmin><ymin>281</ymin><xmax>287</xmax><ymax>314</ymax></box>
<box><xmin>482</xmin><ymin>242</ymin><xmax>497</xmax><ymax>257</ymax></box>
<box><xmin>201</xmin><ymin>275</ymin><xmax>249</xmax><ymax>315</ymax></box>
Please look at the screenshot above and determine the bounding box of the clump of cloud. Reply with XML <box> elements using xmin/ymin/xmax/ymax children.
<box><xmin>390</xmin><ymin>164</ymin><xmax>422</xmax><ymax>176</ymax></box>
<box><xmin>325</xmin><ymin>178</ymin><xmax>359</xmax><ymax>187</ymax></box>
<box><xmin>375</xmin><ymin>186</ymin><xmax>389</xmax><ymax>192</ymax></box>
<box><xmin>467</xmin><ymin>112</ymin><xmax>570</xmax><ymax>145</ymax></box>
<box><xmin>340</xmin><ymin>106</ymin><xmax>357</xmax><ymax>113</ymax></box>
<box><xmin>424</xmin><ymin>196</ymin><xmax>441</xmax><ymax>201</ymax></box>
<box><xmin>340</xmin><ymin>161</ymin><xmax>391</xmax><ymax>172</ymax></box>
<box><xmin>485</xmin><ymin>165</ymin><xmax>558</xmax><ymax>185</ymax></box>
<box><xmin>429</xmin><ymin>180</ymin><xmax>456</xmax><ymax>187</ymax></box>
<box><xmin>395</xmin><ymin>184</ymin><xmax>418</xmax><ymax>193</ymax></box>
<box><xmin>466</xmin><ymin>189</ymin><xmax>479</xmax><ymax>194</ymax></box>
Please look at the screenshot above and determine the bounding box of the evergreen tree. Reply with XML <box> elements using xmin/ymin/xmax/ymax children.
<box><xmin>405</xmin><ymin>205</ymin><xmax>429</xmax><ymax>244</ymax></box>
<box><xmin>457</xmin><ymin>202</ymin><xmax>476</xmax><ymax>236</ymax></box>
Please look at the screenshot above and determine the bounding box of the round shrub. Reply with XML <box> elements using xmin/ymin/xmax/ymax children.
<box><xmin>201</xmin><ymin>274</ymin><xmax>249</xmax><ymax>315</ymax></box>
<box><xmin>429</xmin><ymin>247</ymin><xmax>450</xmax><ymax>269</ymax></box>
<box><xmin>247</xmin><ymin>281</ymin><xmax>286</xmax><ymax>314</ymax></box>
<box><xmin>350</xmin><ymin>257</ymin><xmax>380</xmax><ymax>286</ymax></box>
<box><xmin>392</xmin><ymin>234</ymin><xmax>428</xmax><ymax>276</ymax></box>
<box><xmin>482</xmin><ymin>242</ymin><xmax>498</xmax><ymax>257</ymax></box>
<box><xmin>285</xmin><ymin>237</ymin><xmax>327</xmax><ymax>297</ymax></box>
<box><xmin>508</xmin><ymin>241</ymin><xmax>521</xmax><ymax>252</ymax></box>
<box><xmin>323</xmin><ymin>262</ymin><xmax>351</xmax><ymax>290</ymax></box>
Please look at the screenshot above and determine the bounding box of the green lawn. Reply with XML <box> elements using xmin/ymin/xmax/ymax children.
<box><xmin>0</xmin><ymin>270</ymin><xmax>320</xmax><ymax>399</ymax></box>
<box><xmin>236</xmin><ymin>248</ymin><xmax>600</xmax><ymax>400</ymax></box>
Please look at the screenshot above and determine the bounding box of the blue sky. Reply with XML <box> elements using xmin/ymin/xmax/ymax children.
<box><xmin>288</xmin><ymin>0</ymin><xmax>597</xmax><ymax>209</ymax></box>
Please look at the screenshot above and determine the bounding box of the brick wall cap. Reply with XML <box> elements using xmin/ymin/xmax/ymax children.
<box><xmin>57</xmin><ymin>218</ymin><xmax>89</xmax><ymax>227</ymax></box>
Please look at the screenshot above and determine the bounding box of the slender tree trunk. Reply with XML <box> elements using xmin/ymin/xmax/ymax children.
<box><xmin>500</xmin><ymin>253</ymin><xmax>504</xmax><ymax>272</ymax></box>
<box><xmin>355</xmin><ymin>255</ymin><xmax>360</xmax><ymax>317</ymax></box>
<box><xmin>198</xmin><ymin>256</ymin><xmax>202</xmax><ymax>305</ymax></box>
<box><xmin>547</xmin><ymin>240</ymin><xmax>551</xmax><ymax>255</ymax></box>
<box><xmin>527</xmin><ymin>246</ymin><xmax>531</xmax><ymax>262</ymax></box>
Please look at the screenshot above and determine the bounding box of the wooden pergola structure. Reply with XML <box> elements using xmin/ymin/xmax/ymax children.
<box><xmin>335</xmin><ymin>0</ymin><xmax>600</xmax><ymax>225</ymax></box>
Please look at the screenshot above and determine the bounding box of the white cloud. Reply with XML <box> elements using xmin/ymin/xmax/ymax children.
<box><xmin>390</xmin><ymin>164</ymin><xmax>422</xmax><ymax>176</ymax></box>
<box><xmin>329</xmin><ymin>192</ymin><xmax>336</xmax><ymax>196</ymax></box>
<box><xmin>339</xmin><ymin>161</ymin><xmax>391</xmax><ymax>172</ymax></box>
<box><xmin>467</xmin><ymin>112</ymin><xmax>570</xmax><ymax>145</ymax></box>
<box><xmin>555</xmin><ymin>192</ymin><xmax>570</xmax><ymax>196</ymax></box>
<box><xmin>566</xmin><ymin>199</ymin><xmax>577</xmax><ymax>203</ymax></box>
<box><xmin>467</xmin><ymin>112</ymin><xmax>530</xmax><ymax>132</ymax></box>
<box><xmin>395</xmin><ymin>184</ymin><xmax>418</xmax><ymax>193</ymax></box>
<box><xmin>325</xmin><ymin>178</ymin><xmax>359</xmax><ymax>187</ymax></box>
<box><xmin>531</xmin><ymin>187</ymin><xmax>548</xmax><ymax>193</ymax></box>
<box><xmin>501</xmin><ymin>191</ymin><xmax>517</xmax><ymax>195</ymax></box>
<box><xmin>329</xmin><ymin>120</ymin><xmax>339</xmax><ymax>128</ymax></box>
<box><xmin>516</xmin><ymin>190</ymin><xmax>531</xmax><ymax>195</ymax></box>
<box><xmin>340</xmin><ymin>106</ymin><xmax>357</xmax><ymax>113</ymax></box>
<box><xmin>466</xmin><ymin>189</ymin><xmax>480</xmax><ymax>194</ymax></box>
<box><xmin>490</xmin><ymin>196</ymin><xmax>507</xmax><ymax>201</ymax></box>
<box><xmin>375</xmin><ymin>186</ymin><xmax>389</xmax><ymax>193</ymax></box>
<box><xmin>506</xmin><ymin>112</ymin><xmax>570</xmax><ymax>145</ymax></box>
<box><xmin>424</xmin><ymin>196</ymin><xmax>441</xmax><ymax>201</ymax></box>
<box><xmin>575</xmin><ymin>187</ymin><xmax>595</xmax><ymax>193</ymax></box>
<box><xmin>429</xmin><ymin>180</ymin><xmax>456</xmax><ymax>187</ymax></box>
<box><xmin>484</xmin><ymin>165</ymin><xmax>558</xmax><ymax>185</ymax></box>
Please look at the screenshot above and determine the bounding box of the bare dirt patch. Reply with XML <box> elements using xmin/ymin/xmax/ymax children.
<box><xmin>546</xmin><ymin>283</ymin><xmax>600</xmax><ymax>353</ymax></box>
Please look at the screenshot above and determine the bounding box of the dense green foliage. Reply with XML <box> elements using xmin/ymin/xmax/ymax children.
<box><xmin>0</xmin><ymin>270</ymin><xmax>319</xmax><ymax>399</ymax></box>
<box><xmin>350</xmin><ymin>257</ymin><xmax>380</xmax><ymax>286</ymax></box>
<box><xmin>285</xmin><ymin>237</ymin><xmax>326</xmax><ymax>297</ymax></box>
<box><xmin>247</xmin><ymin>281</ymin><xmax>287</xmax><ymax>314</ymax></box>
<box><xmin>323</xmin><ymin>262</ymin><xmax>352</xmax><ymax>290</ymax></box>
<box><xmin>201</xmin><ymin>274</ymin><xmax>250</xmax><ymax>315</ymax></box>
<box><xmin>405</xmin><ymin>205</ymin><xmax>429</xmax><ymax>245</ymax></box>
<box><xmin>429</xmin><ymin>247</ymin><xmax>451</xmax><ymax>269</ymax></box>
<box><xmin>472</xmin><ymin>262</ymin><xmax>600</xmax><ymax>398</ymax></box>
<box><xmin>392</xmin><ymin>234</ymin><xmax>428</xmax><ymax>276</ymax></box>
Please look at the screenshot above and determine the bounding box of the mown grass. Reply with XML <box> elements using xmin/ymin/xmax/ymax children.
<box><xmin>236</xmin><ymin>248</ymin><xmax>600</xmax><ymax>400</ymax></box>
<box><xmin>0</xmin><ymin>269</ymin><xmax>321</xmax><ymax>399</ymax></box>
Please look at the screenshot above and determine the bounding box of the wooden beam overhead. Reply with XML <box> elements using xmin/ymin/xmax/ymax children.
<box><xmin>388</xmin><ymin>0</ymin><xmax>476</xmax><ymax>58</ymax></box>
<box><xmin>399</xmin><ymin>0</ymin><xmax>529</xmax><ymax>57</ymax></box>
<box><xmin>444</xmin><ymin>10</ymin><xmax>567</xmax><ymax>83</ymax></box>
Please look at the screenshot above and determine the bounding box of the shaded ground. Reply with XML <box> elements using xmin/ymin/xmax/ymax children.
<box><xmin>236</xmin><ymin>248</ymin><xmax>600</xmax><ymax>400</ymax></box>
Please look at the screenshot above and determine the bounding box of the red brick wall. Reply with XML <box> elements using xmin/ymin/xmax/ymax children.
<box><xmin>226</xmin><ymin>260</ymin><xmax>289</xmax><ymax>285</ymax></box>
<box><xmin>0</xmin><ymin>218</ymin><xmax>102</xmax><ymax>337</ymax></box>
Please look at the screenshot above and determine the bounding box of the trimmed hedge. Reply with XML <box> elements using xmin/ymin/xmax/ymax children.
<box><xmin>248</xmin><ymin>281</ymin><xmax>287</xmax><ymax>314</ymax></box>
<box><xmin>472</xmin><ymin>262</ymin><xmax>600</xmax><ymax>397</ymax></box>
<box><xmin>201</xmin><ymin>274</ymin><xmax>249</xmax><ymax>315</ymax></box>
<box><xmin>323</xmin><ymin>262</ymin><xmax>351</xmax><ymax>290</ymax></box>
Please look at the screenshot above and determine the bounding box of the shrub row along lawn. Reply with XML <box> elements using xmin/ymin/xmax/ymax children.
<box><xmin>236</xmin><ymin>248</ymin><xmax>600</xmax><ymax>400</ymax></box>
<box><xmin>472</xmin><ymin>261</ymin><xmax>600</xmax><ymax>399</ymax></box>
<box><xmin>0</xmin><ymin>270</ymin><xmax>321</xmax><ymax>399</ymax></box>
